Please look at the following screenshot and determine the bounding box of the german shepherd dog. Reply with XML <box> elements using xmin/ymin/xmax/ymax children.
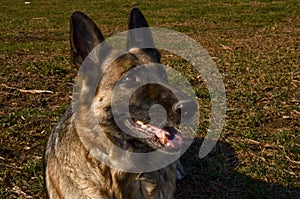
<box><xmin>44</xmin><ymin>8</ymin><xmax>196</xmax><ymax>199</ymax></box>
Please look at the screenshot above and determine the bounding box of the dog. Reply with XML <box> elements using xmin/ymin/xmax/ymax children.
<box><xmin>44</xmin><ymin>8</ymin><xmax>196</xmax><ymax>199</ymax></box>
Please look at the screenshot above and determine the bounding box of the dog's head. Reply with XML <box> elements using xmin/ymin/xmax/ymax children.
<box><xmin>71</xmin><ymin>8</ymin><xmax>197</xmax><ymax>153</ymax></box>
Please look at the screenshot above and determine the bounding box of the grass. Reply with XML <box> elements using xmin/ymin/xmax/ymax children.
<box><xmin>0</xmin><ymin>0</ymin><xmax>299</xmax><ymax>198</ymax></box>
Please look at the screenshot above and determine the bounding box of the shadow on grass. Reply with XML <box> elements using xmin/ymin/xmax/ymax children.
<box><xmin>176</xmin><ymin>139</ymin><xmax>299</xmax><ymax>199</ymax></box>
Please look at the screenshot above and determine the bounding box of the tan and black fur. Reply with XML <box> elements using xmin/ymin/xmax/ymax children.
<box><xmin>44</xmin><ymin>8</ymin><xmax>196</xmax><ymax>199</ymax></box>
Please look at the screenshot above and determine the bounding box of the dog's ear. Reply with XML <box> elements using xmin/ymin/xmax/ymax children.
<box><xmin>70</xmin><ymin>11</ymin><xmax>105</xmax><ymax>66</ymax></box>
<box><xmin>128</xmin><ymin>7</ymin><xmax>149</xmax><ymax>30</ymax></box>
<box><xmin>127</xmin><ymin>8</ymin><xmax>160</xmax><ymax>62</ymax></box>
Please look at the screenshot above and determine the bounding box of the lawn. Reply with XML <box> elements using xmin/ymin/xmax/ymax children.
<box><xmin>0</xmin><ymin>0</ymin><xmax>299</xmax><ymax>198</ymax></box>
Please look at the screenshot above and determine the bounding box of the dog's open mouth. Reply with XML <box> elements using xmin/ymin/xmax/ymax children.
<box><xmin>125</xmin><ymin>119</ymin><xmax>183</xmax><ymax>149</ymax></box>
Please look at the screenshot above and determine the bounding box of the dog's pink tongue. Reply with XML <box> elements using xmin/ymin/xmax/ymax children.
<box><xmin>147</xmin><ymin>124</ymin><xmax>183</xmax><ymax>149</ymax></box>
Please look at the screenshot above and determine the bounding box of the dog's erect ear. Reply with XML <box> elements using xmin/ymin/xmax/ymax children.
<box><xmin>70</xmin><ymin>11</ymin><xmax>105</xmax><ymax>66</ymax></box>
<box><xmin>128</xmin><ymin>7</ymin><xmax>149</xmax><ymax>30</ymax></box>
<box><xmin>127</xmin><ymin>8</ymin><xmax>160</xmax><ymax>62</ymax></box>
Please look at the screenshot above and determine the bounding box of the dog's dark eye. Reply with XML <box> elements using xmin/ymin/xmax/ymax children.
<box><xmin>124</xmin><ymin>74</ymin><xmax>137</xmax><ymax>83</ymax></box>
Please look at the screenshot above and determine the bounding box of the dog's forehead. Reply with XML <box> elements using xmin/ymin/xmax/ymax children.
<box><xmin>128</xmin><ymin>47</ymin><xmax>141</xmax><ymax>54</ymax></box>
<box><xmin>128</xmin><ymin>47</ymin><xmax>158</xmax><ymax>64</ymax></box>
<box><xmin>101</xmin><ymin>48</ymin><xmax>162</xmax><ymax>84</ymax></box>
<box><xmin>102</xmin><ymin>52</ymin><xmax>141</xmax><ymax>79</ymax></box>
<box><xmin>115</xmin><ymin>52</ymin><xmax>142</xmax><ymax>69</ymax></box>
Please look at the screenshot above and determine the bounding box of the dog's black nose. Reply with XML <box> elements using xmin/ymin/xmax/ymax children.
<box><xmin>172</xmin><ymin>99</ymin><xmax>197</xmax><ymax>121</ymax></box>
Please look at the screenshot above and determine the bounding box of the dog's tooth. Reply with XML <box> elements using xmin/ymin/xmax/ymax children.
<box><xmin>141</xmin><ymin>124</ymin><xmax>148</xmax><ymax>129</ymax></box>
<box><xmin>136</xmin><ymin>120</ymin><xmax>144</xmax><ymax>126</ymax></box>
<box><xmin>166</xmin><ymin>143</ymin><xmax>171</xmax><ymax>146</ymax></box>
<box><xmin>161</xmin><ymin>132</ymin><xmax>168</xmax><ymax>144</ymax></box>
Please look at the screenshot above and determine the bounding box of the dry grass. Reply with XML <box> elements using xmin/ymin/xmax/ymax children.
<box><xmin>0</xmin><ymin>0</ymin><xmax>299</xmax><ymax>198</ymax></box>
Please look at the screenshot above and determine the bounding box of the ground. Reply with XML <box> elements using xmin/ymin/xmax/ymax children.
<box><xmin>0</xmin><ymin>0</ymin><xmax>299</xmax><ymax>198</ymax></box>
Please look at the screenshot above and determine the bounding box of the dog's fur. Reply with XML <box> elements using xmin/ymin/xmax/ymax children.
<box><xmin>44</xmin><ymin>8</ymin><xmax>195</xmax><ymax>199</ymax></box>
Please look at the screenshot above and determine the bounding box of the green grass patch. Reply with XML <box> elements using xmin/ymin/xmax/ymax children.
<box><xmin>1</xmin><ymin>0</ymin><xmax>299</xmax><ymax>198</ymax></box>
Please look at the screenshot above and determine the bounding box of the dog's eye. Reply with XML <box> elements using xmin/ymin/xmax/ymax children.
<box><xmin>124</xmin><ymin>74</ymin><xmax>137</xmax><ymax>83</ymax></box>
